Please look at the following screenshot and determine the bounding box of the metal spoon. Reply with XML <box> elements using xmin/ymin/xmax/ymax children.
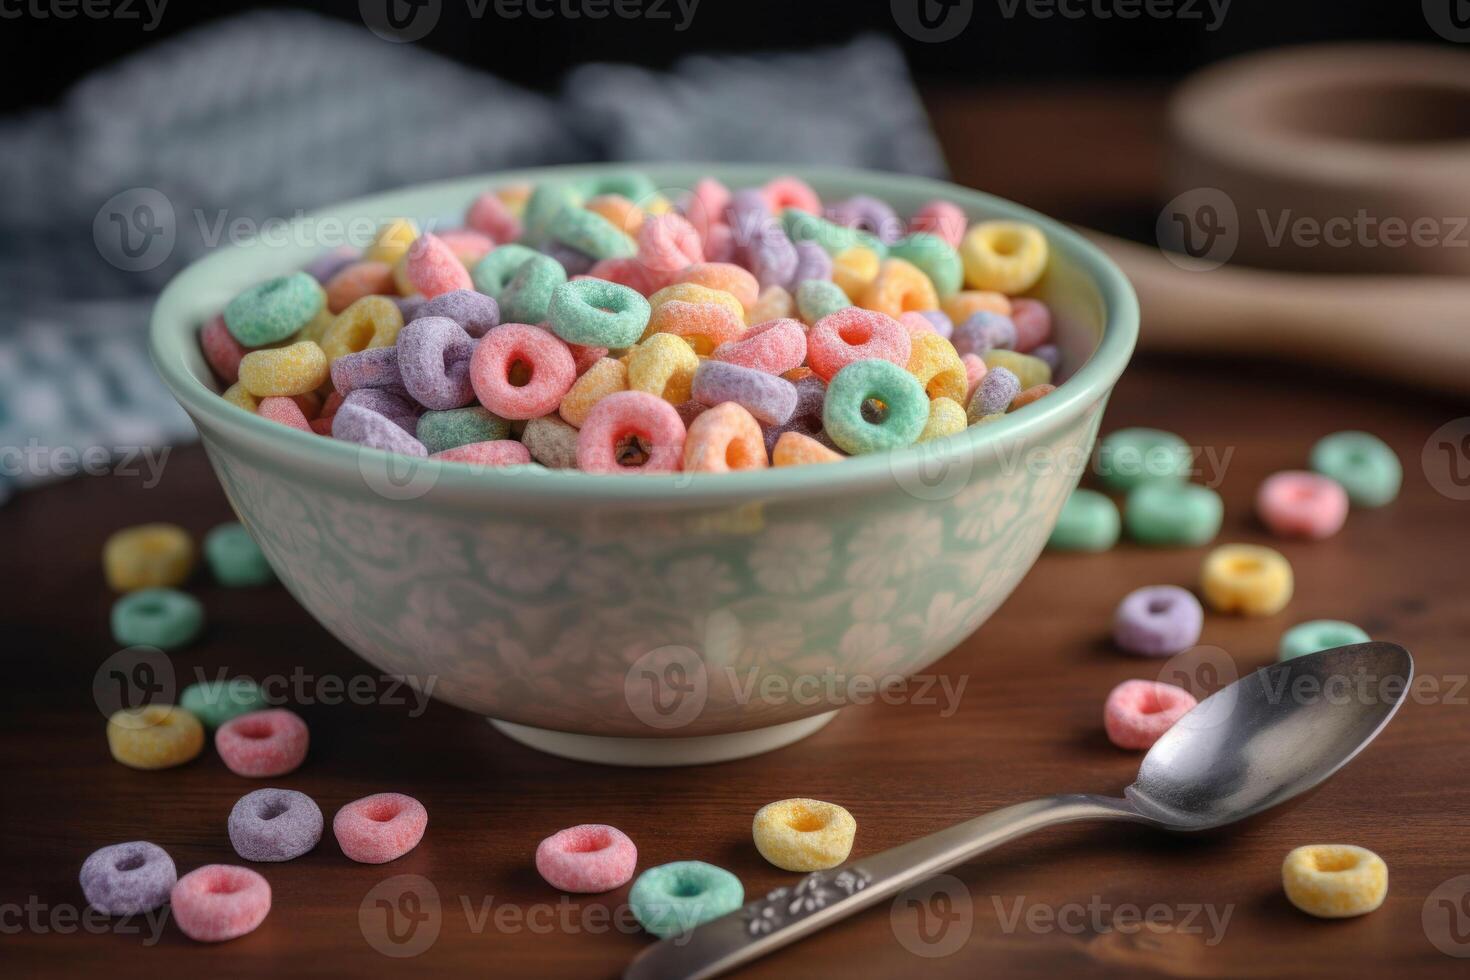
<box><xmin>625</xmin><ymin>642</ymin><xmax>1412</xmax><ymax>980</ymax></box>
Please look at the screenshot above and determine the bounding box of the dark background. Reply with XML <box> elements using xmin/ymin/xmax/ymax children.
<box><xmin>0</xmin><ymin>0</ymin><xmax>1455</xmax><ymax>113</ymax></box>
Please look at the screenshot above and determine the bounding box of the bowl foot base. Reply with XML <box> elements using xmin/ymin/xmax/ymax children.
<box><xmin>487</xmin><ymin>711</ymin><xmax>839</xmax><ymax>767</ymax></box>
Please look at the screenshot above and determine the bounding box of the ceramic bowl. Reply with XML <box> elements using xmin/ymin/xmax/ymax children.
<box><xmin>149</xmin><ymin>164</ymin><xmax>1137</xmax><ymax>765</ymax></box>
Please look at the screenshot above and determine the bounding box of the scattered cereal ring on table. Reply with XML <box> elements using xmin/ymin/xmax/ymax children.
<box><xmin>547</xmin><ymin>278</ymin><xmax>650</xmax><ymax>349</ymax></box>
<box><xmin>577</xmin><ymin>390</ymin><xmax>687</xmax><ymax>474</ymax></box>
<box><xmin>237</xmin><ymin>341</ymin><xmax>329</xmax><ymax>398</ymax></box>
<box><xmin>107</xmin><ymin>705</ymin><xmax>204</xmax><ymax>770</ymax></box>
<box><xmin>334</xmin><ymin>793</ymin><xmax>428</xmax><ymax>864</ymax></box>
<box><xmin>181</xmin><ymin>678</ymin><xmax>269</xmax><ymax>728</ymax></box>
<box><xmin>1097</xmin><ymin>427</ymin><xmax>1192</xmax><ymax>492</ymax></box>
<box><xmin>960</xmin><ymin>220</ymin><xmax>1048</xmax><ymax>294</ymax></box>
<box><xmin>229</xmin><ymin>788</ymin><xmax>323</xmax><ymax>862</ymax></box>
<box><xmin>1281</xmin><ymin>845</ymin><xmax>1388</xmax><ymax>918</ymax></box>
<box><xmin>111</xmin><ymin>588</ymin><xmax>204</xmax><ymax>650</ymax></box>
<box><xmin>223</xmin><ymin>272</ymin><xmax>324</xmax><ymax>346</ymax></box>
<box><xmin>1103</xmin><ymin>679</ymin><xmax>1197</xmax><ymax>750</ymax></box>
<box><xmin>1201</xmin><ymin>544</ymin><xmax>1294</xmax><ymax>616</ymax></box>
<box><xmin>470</xmin><ymin>323</ymin><xmax>576</xmax><ymax>420</ymax></box>
<box><xmin>1124</xmin><ymin>481</ymin><xmax>1224</xmax><ymax>547</ymax></box>
<box><xmin>535</xmin><ymin>824</ymin><xmax>638</xmax><ymax>893</ymax></box>
<box><xmin>822</xmin><ymin>359</ymin><xmax>929</xmax><ymax>455</ymax></box>
<box><xmin>171</xmin><ymin>865</ymin><xmax>271</xmax><ymax>942</ymax></box>
<box><xmin>81</xmin><ymin>842</ymin><xmax>176</xmax><ymax>916</ymax></box>
<box><xmin>104</xmin><ymin>523</ymin><xmax>195</xmax><ymax>592</ymax></box>
<box><xmin>1310</xmin><ymin>431</ymin><xmax>1402</xmax><ymax>508</ymax></box>
<box><xmin>773</xmin><ymin>430</ymin><xmax>843</xmax><ymax>466</ymax></box>
<box><xmin>1256</xmin><ymin>471</ymin><xmax>1350</xmax><ymax>540</ymax></box>
<box><xmin>1278</xmin><ymin>620</ymin><xmax>1371</xmax><ymax>661</ymax></box>
<box><xmin>751</xmin><ymin>798</ymin><xmax>857</xmax><ymax>872</ymax></box>
<box><xmin>215</xmin><ymin>709</ymin><xmax>309</xmax><ymax>778</ymax></box>
<box><xmin>629</xmin><ymin>862</ymin><xmax>744</xmax><ymax>939</ymax></box>
<box><xmin>684</xmin><ymin>402</ymin><xmax>768</xmax><ymax>472</ymax></box>
<box><xmin>1113</xmin><ymin>585</ymin><xmax>1204</xmax><ymax>656</ymax></box>
<box><xmin>1047</xmin><ymin>489</ymin><xmax>1121</xmax><ymax>552</ymax></box>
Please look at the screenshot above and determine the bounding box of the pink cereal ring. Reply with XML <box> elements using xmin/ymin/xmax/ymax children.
<box><xmin>1009</xmin><ymin>298</ymin><xmax>1053</xmax><ymax>353</ymax></box>
<box><xmin>637</xmin><ymin>213</ymin><xmax>704</xmax><ymax>284</ymax></box>
<box><xmin>437</xmin><ymin>228</ymin><xmax>495</xmax><ymax>267</ymax></box>
<box><xmin>1256</xmin><ymin>470</ymin><xmax>1350</xmax><ymax>540</ymax></box>
<box><xmin>806</xmin><ymin>307</ymin><xmax>912</xmax><ymax>381</ymax></box>
<box><xmin>911</xmin><ymin>199</ymin><xmax>967</xmax><ymax>248</ymax></box>
<box><xmin>405</xmin><ymin>233</ymin><xmax>473</xmax><ymax>299</ymax></box>
<box><xmin>962</xmin><ymin>353</ymin><xmax>988</xmax><ymax>401</ymax></box>
<box><xmin>682</xmin><ymin>177</ymin><xmax>731</xmax><ymax>246</ymax></box>
<box><xmin>471</xmin><ymin>323</ymin><xmax>577</xmax><ymax>419</ymax></box>
<box><xmin>763</xmin><ymin>175</ymin><xmax>821</xmax><ymax>214</ymax></box>
<box><xmin>1104</xmin><ymin>679</ymin><xmax>1197</xmax><ymax>750</ymax></box>
<box><xmin>334</xmin><ymin>793</ymin><xmax>428</xmax><ymax>864</ymax></box>
<box><xmin>466</xmin><ymin>190</ymin><xmax>523</xmax><ymax>244</ymax></box>
<box><xmin>258</xmin><ymin>396</ymin><xmax>312</xmax><ymax>432</ymax></box>
<box><xmin>215</xmin><ymin>709</ymin><xmax>309</xmax><ymax>778</ymax></box>
<box><xmin>586</xmin><ymin>257</ymin><xmax>659</xmax><ymax>296</ymax></box>
<box><xmin>535</xmin><ymin>824</ymin><xmax>638</xmax><ymax>893</ymax></box>
<box><xmin>576</xmin><ymin>390</ymin><xmax>687</xmax><ymax>474</ymax></box>
<box><xmin>201</xmin><ymin>314</ymin><xmax>247</xmax><ymax>384</ymax></box>
<box><xmin>712</xmin><ymin>318</ymin><xmax>807</xmax><ymax>375</ymax></box>
<box><xmin>899</xmin><ymin>311</ymin><xmax>939</xmax><ymax>336</ymax></box>
<box><xmin>703</xmin><ymin>221</ymin><xmax>737</xmax><ymax>264</ymax></box>
<box><xmin>432</xmin><ymin>439</ymin><xmax>532</xmax><ymax>467</ymax></box>
<box><xmin>170</xmin><ymin>865</ymin><xmax>271</xmax><ymax>942</ymax></box>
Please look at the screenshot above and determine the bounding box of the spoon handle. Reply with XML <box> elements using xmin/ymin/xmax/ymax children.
<box><xmin>625</xmin><ymin>794</ymin><xmax>1142</xmax><ymax>980</ymax></box>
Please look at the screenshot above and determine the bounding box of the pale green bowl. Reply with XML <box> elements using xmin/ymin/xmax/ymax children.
<box><xmin>150</xmin><ymin>164</ymin><xmax>1137</xmax><ymax>765</ymax></box>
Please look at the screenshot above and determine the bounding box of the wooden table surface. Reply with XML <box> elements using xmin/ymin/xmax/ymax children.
<box><xmin>4</xmin><ymin>87</ymin><xmax>1470</xmax><ymax>978</ymax></box>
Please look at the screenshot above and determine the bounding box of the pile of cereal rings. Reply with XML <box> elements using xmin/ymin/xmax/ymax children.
<box><xmin>202</xmin><ymin>173</ymin><xmax>1064</xmax><ymax>472</ymax></box>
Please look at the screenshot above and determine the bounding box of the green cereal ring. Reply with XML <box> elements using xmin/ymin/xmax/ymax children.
<box><xmin>204</xmin><ymin>523</ymin><xmax>274</xmax><ymax>587</ymax></box>
<box><xmin>548</xmin><ymin>206</ymin><xmax>637</xmax><ymax>260</ymax></box>
<box><xmin>1048</xmin><ymin>488</ymin><xmax>1121</xmax><ymax>551</ymax></box>
<box><xmin>982</xmin><ymin>349</ymin><xmax>1052</xmax><ymax>391</ymax></box>
<box><xmin>111</xmin><ymin>588</ymin><xmax>204</xmax><ymax>650</ymax></box>
<box><xmin>796</xmin><ymin>279</ymin><xmax>852</xmax><ymax>324</ymax></box>
<box><xmin>472</xmin><ymin>244</ymin><xmax>542</xmax><ymax>297</ymax></box>
<box><xmin>578</xmin><ymin>172</ymin><xmax>657</xmax><ymax>202</ymax></box>
<box><xmin>889</xmin><ymin>233</ymin><xmax>963</xmax><ymax>299</ymax></box>
<box><xmin>1124</xmin><ymin>481</ymin><xmax>1223</xmax><ymax>546</ymax></box>
<box><xmin>823</xmin><ymin>359</ymin><xmax>929</xmax><ymax>455</ymax></box>
<box><xmin>547</xmin><ymin>279</ymin><xmax>649</xmax><ymax>348</ymax></box>
<box><xmin>223</xmin><ymin>272</ymin><xmax>324</xmax><ymax>346</ymax></box>
<box><xmin>629</xmin><ymin>861</ymin><xmax>743</xmax><ymax>939</ymax></box>
<box><xmin>1278</xmin><ymin>620</ymin><xmax>1371</xmax><ymax>661</ymax></box>
<box><xmin>522</xmin><ymin>182</ymin><xmax>585</xmax><ymax>246</ymax></box>
<box><xmin>417</xmin><ymin>406</ymin><xmax>510</xmax><ymax>454</ymax></box>
<box><xmin>1097</xmin><ymin>427</ymin><xmax>1192</xmax><ymax>492</ymax></box>
<box><xmin>782</xmin><ymin>208</ymin><xmax>888</xmax><ymax>258</ymax></box>
<box><xmin>501</xmin><ymin>253</ymin><xmax>568</xmax><ymax>324</ymax></box>
<box><xmin>1310</xmin><ymin>431</ymin><xmax>1401</xmax><ymax>507</ymax></box>
<box><xmin>180</xmin><ymin>678</ymin><xmax>269</xmax><ymax>728</ymax></box>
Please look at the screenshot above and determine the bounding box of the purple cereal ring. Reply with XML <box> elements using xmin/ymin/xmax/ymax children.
<box><xmin>748</xmin><ymin>227</ymin><xmax>799</xmax><ymax>291</ymax></box>
<box><xmin>712</xmin><ymin>318</ymin><xmax>807</xmax><ymax>375</ymax></box>
<box><xmin>80</xmin><ymin>841</ymin><xmax>176</xmax><ymax>916</ymax></box>
<box><xmin>303</xmin><ymin>245</ymin><xmax>358</xmax><ymax>284</ymax></box>
<box><xmin>343</xmin><ymin>387</ymin><xmax>419</xmax><ymax>432</ymax></box>
<box><xmin>333</xmin><ymin>400</ymin><xmax>428</xmax><ymax>456</ymax></box>
<box><xmin>419</xmin><ymin>288</ymin><xmax>500</xmax><ymax>338</ymax></box>
<box><xmin>397</xmin><ymin>316</ymin><xmax>476</xmax><ymax>410</ymax></box>
<box><xmin>543</xmin><ymin>241</ymin><xmax>595</xmax><ymax>276</ymax></box>
<box><xmin>968</xmin><ymin>366</ymin><xmax>1020</xmax><ymax>419</ymax></box>
<box><xmin>228</xmin><ymin>788</ymin><xmax>323</xmax><ymax>862</ymax></box>
<box><xmin>953</xmin><ymin>311</ymin><xmax>1018</xmax><ymax>356</ymax></box>
<box><xmin>394</xmin><ymin>296</ymin><xmax>426</xmax><ymax>322</ymax></box>
<box><xmin>726</xmin><ymin>188</ymin><xmax>772</xmax><ymax>252</ymax></box>
<box><xmin>791</xmin><ymin>239</ymin><xmax>832</xmax><ymax>285</ymax></box>
<box><xmin>918</xmin><ymin>310</ymin><xmax>953</xmax><ymax>339</ymax></box>
<box><xmin>827</xmin><ymin>194</ymin><xmax>902</xmax><ymax>244</ymax></box>
<box><xmin>330</xmin><ymin>347</ymin><xmax>401</xmax><ymax>396</ymax></box>
<box><xmin>1032</xmin><ymin>343</ymin><xmax>1062</xmax><ymax>373</ymax></box>
<box><xmin>691</xmin><ymin>360</ymin><xmax>798</xmax><ymax>426</ymax></box>
<box><xmin>1113</xmin><ymin>585</ymin><xmax>1204</xmax><ymax>657</ymax></box>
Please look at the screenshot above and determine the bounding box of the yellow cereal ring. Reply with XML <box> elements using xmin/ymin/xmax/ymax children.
<box><xmin>585</xmin><ymin>194</ymin><xmax>645</xmax><ymax>236</ymax></box>
<box><xmin>860</xmin><ymin>258</ymin><xmax>939</xmax><ymax>318</ymax></box>
<box><xmin>831</xmin><ymin>246</ymin><xmax>881</xmax><ymax>300</ymax></box>
<box><xmin>643</xmin><ymin>193</ymin><xmax>674</xmax><ymax>216</ymax></box>
<box><xmin>905</xmin><ymin>331</ymin><xmax>967</xmax><ymax>403</ymax></box>
<box><xmin>104</xmin><ymin>523</ymin><xmax>195</xmax><ymax>592</ymax></box>
<box><xmin>961</xmin><ymin>220</ymin><xmax>1049</xmax><ymax>295</ymax></box>
<box><xmin>772</xmin><ymin>431</ymin><xmax>843</xmax><ymax>466</ymax></box>
<box><xmin>364</xmin><ymin>218</ymin><xmax>419</xmax><ymax>265</ymax></box>
<box><xmin>647</xmin><ymin>282</ymin><xmax>745</xmax><ymax>324</ymax></box>
<box><xmin>627</xmin><ymin>333</ymin><xmax>700</xmax><ymax>404</ymax></box>
<box><xmin>497</xmin><ymin>183</ymin><xmax>532</xmax><ymax>217</ymax></box>
<box><xmin>752</xmin><ymin>798</ymin><xmax>856</xmax><ymax>872</ymax></box>
<box><xmin>107</xmin><ymin>705</ymin><xmax>205</xmax><ymax>770</ymax></box>
<box><xmin>918</xmin><ymin>397</ymin><xmax>968</xmax><ymax>442</ymax></box>
<box><xmin>1201</xmin><ymin>544</ymin><xmax>1294</xmax><ymax>616</ymax></box>
<box><xmin>560</xmin><ymin>357</ymin><xmax>629</xmax><ymax>428</ymax></box>
<box><xmin>238</xmin><ymin>341</ymin><xmax>329</xmax><ymax>398</ymax></box>
<box><xmin>749</xmin><ymin>285</ymin><xmax>794</xmax><ymax>324</ymax></box>
<box><xmin>321</xmin><ymin>296</ymin><xmax>404</xmax><ymax>363</ymax></box>
<box><xmin>1282</xmin><ymin>845</ymin><xmax>1387</xmax><ymax>918</ymax></box>
<box><xmin>293</xmin><ymin>306</ymin><xmax>336</xmax><ymax>346</ymax></box>
<box><xmin>983</xmin><ymin>349</ymin><xmax>1052</xmax><ymax>391</ymax></box>
<box><xmin>942</xmin><ymin>290</ymin><xmax>1012</xmax><ymax>324</ymax></box>
<box><xmin>222</xmin><ymin>382</ymin><xmax>258</xmax><ymax>413</ymax></box>
<box><xmin>392</xmin><ymin>253</ymin><xmax>416</xmax><ymax>297</ymax></box>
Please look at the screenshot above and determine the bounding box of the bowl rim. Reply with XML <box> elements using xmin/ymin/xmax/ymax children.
<box><xmin>149</xmin><ymin>162</ymin><xmax>1138</xmax><ymax>505</ymax></box>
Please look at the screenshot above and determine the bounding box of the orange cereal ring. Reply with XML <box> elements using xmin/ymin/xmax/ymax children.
<box><xmin>860</xmin><ymin>258</ymin><xmax>939</xmax><ymax>318</ymax></box>
<box><xmin>673</xmin><ymin>263</ymin><xmax>759</xmax><ymax>310</ymax></box>
<box><xmin>325</xmin><ymin>261</ymin><xmax>395</xmax><ymax>314</ymax></box>
<box><xmin>749</xmin><ymin>285</ymin><xmax>794</xmax><ymax>323</ymax></box>
<box><xmin>772</xmin><ymin>430</ymin><xmax>842</xmax><ymax>466</ymax></box>
<box><xmin>1009</xmin><ymin>383</ymin><xmax>1056</xmax><ymax>411</ymax></box>
<box><xmin>683</xmin><ymin>402</ymin><xmax>768</xmax><ymax>472</ymax></box>
<box><xmin>586</xmin><ymin>194</ymin><xmax>646</xmax><ymax>236</ymax></box>
<box><xmin>942</xmin><ymin>290</ymin><xmax>1012</xmax><ymax>324</ymax></box>
<box><xmin>647</xmin><ymin>283</ymin><xmax>744</xmax><ymax>323</ymax></box>
<box><xmin>647</xmin><ymin>301</ymin><xmax>745</xmax><ymax>354</ymax></box>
